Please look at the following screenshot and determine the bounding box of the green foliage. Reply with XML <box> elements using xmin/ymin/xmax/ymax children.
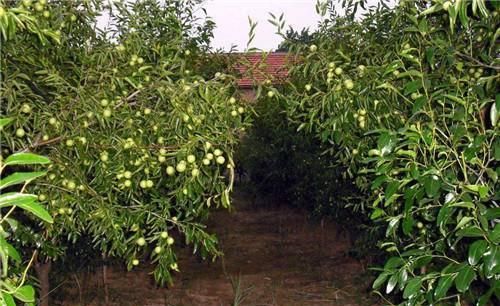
<box><xmin>264</xmin><ymin>0</ymin><xmax>499</xmax><ymax>304</ymax></box>
<box><xmin>0</xmin><ymin>118</ymin><xmax>52</xmax><ymax>306</ymax></box>
<box><xmin>0</xmin><ymin>0</ymin><xmax>250</xmax><ymax>288</ymax></box>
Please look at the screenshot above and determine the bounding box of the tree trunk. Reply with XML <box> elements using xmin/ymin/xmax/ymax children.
<box><xmin>35</xmin><ymin>261</ymin><xmax>51</xmax><ymax>306</ymax></box>
<box><xmin>102</xmin><ymin>254</ymin><xmax>109</xmax><ymax>305</ymax></box>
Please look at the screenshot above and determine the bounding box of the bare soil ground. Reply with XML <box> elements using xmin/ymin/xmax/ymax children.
<box><xmin>57</xmin><ymin>189</ymin><xmax>379</xmax><ymax>306</ymax></box>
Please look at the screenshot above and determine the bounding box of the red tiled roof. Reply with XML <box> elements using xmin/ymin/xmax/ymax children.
<box><xmin>234</xmin><ymin>52</ymin><xmax>290</xmax><ymax>88</ymax></box>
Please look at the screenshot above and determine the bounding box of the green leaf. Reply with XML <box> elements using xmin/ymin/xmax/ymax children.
<box><xmin>385</xmin><ymin>181</ymin><xmax>400</xmax><ymax>199</ymax></box>
<box><xmin>0</xmin><ymin>292</ymin><xmax>16</xmax><ymax>306</ymax></box>
<box><xmin>0</xmin><ymin>193</ymin><xmax>53</xmax><ymax>223</ymax></box>
<box><xmin>434</xmin><ymin>273</ymin><xmax>456</xmax><ymax>300</ymax></box>
<box><xmin>386</xmin><ymin>273</ymin><xmax>399</xmax><ymax>294</ymax></box>
<box><xmin>384</xmin><ymin>256</ymin><xmax>404</xmax><ymax>270</ymax></box>
<box><xmin>0</xmin><ymin>171</ymin><xmax>47</xmax><ymax>190</ymax></box>
<box><xmin>4</xmin><ymin>153</ymin><xmax>50</xmax><ymax>166</ymax></box>
<box><xmin>404</xmin><ymin>80</ymin><xmax>423</xmax><ymax>95</ymax></box>
<box><xmin>403</xmin><ymin>277</ymin><xmax>422</xmax><ymax>299</ymax></box>
<box><xmin>370</xmin><ymin>208</ymin><xmax>385</xmax><ymax>220</ymax></box>
<box><xmin>0</xmin><ymin>192</ymin><xmax>37</xmax><ymax>208</ymax></box>
<box><xmin>455</xmin><ymin>216</ymin><xmax>474</xmax><ymax>231</ymax></box>
<box><xmin>13</xmin><ymin>285</ymin><xmax>35</xmax><ymax>302</ymax></box>
<box><xmin>372</xmin><ymin>271</ymin><xmax>390</xmax><ymax>289</ymax></box>
<box><xmin>455</xmin><ymin>265</ymin><xmax>475</xmax><ymax>293</ymax></box>
<box><xmin>483</xmin><ymin>245</ymin><xmax>499</xmax><ymax>278</ymax></box>
<box><xmin>424</xmin><ymin>175</ymin><xmax>441</xmax><ymax>197</ymax></box>
<box><xmin>0</xmin><ymin>235</ymin><xmax>21</xmax><ymax>262</ymax></box>
<box><xmin>457</xmin><ymin>225</ymin><xmax>483</xmax><ymax>238</ymax></box>
<box><xmin>468</xmin><ymin>240</ymin><xmax>487</xmax><ymax>265</ymax></box>
<box><xmin>0</xmin><ymin>118</ymin><xmax>14</xmax><ymax>129</ymax></box>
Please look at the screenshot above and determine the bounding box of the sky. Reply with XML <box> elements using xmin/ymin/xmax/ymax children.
<box><xmin>202</xmin><ymin>0</ymin><xmax>322</xmax><ymax>51</ymax></box>
<box><xmin>96</xmin><ymin>0</ymin><xmax>392</xmax><ymax>51</ymax></box>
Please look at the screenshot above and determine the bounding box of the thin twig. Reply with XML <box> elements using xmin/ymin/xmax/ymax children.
<box><xmin>455</xmin><ymin>51</ymin><xmax>500</xmax><ymax>70</ymax></box>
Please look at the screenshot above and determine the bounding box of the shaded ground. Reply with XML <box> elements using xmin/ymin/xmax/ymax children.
<box><xmin>58</xmin><ymin>189</ymin><xmax>378</xmax><ymax>306</ymax></box>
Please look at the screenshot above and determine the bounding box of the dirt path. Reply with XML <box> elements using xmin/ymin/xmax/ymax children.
<box><xmin>59</xmin><ymin>190</ymin><xmax>378</xmax><ymax>306</ymax></box>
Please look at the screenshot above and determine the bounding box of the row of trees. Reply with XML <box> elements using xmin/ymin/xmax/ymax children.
<box><xmin>1</xmin><ymin>0</ymin><xmax>249</xmax><ymax>305</ymax></box>
<box><xmin>242</xmin><ymin>0</ymin><xmax>498</xmax><ymax>304</ymax></box>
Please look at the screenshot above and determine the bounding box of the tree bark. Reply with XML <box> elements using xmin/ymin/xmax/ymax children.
<box><xmin>35</xmin><ymin>261</ymin><xmax>51</xmax><ymax>306</ymax></box>
<box><xmin>102</xmin><ymin>254</ymin><xmax>109</xmax><ymax>305</ymax></box>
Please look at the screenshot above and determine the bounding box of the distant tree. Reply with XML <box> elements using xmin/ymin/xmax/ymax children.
<box><xmin>276</xmin><ymin>27</ymin><xmax>316</xmax><ymax>51</ymax></box>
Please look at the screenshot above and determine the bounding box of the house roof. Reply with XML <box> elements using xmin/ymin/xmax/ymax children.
<box><xmin>234</xmin><ymin>52</ymin><xmax>290</xmax><ymax>88</ymax></box>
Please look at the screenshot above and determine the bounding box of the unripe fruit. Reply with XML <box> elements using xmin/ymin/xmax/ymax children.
<box><xmin>70</xmin><ymin>14</ymin><xmax>77</xmax><ymax>22</ymax></box>
<box><xmin>229</xmin><ymin>97</ymin><xmax>236</xmax><ymax>104</ymax></box>
<box><xmin>231</xmin><ymin>110</ymin><xmax>238</xmax><ymax>117</ymax></box>
<box><xmin>344</xmin><ymin>79</ymin><xmax>354</xmax><ymax>90</ymax></box>
<box><xmin>146</xmin><ymin>180</ymin><xmax>154</xmax><ymax>188</ymax></box>
<box><xmin>43</xmin><ymin>135</ymin><xmax>49</xmax><ymax>141</ymax></box>
<box><xmin>305</xmin><ymin>84</ymin><xmax>312</xmax><ymax>91</ymax></box>
<box><xmin>100</xmin><ymin>99</ymin><xmax>109</xmax><ymax>107</ymax></box>
<box><xmin>417</xmin><ymin>222</ymin><xmax>424</xmax><ymax>229</ymax></box>
<box><xmin>21</xmin><ymin>104</ymin><xmax>31</xmax><ymax>113</ymax></box>
<box><xmin>49</xmin><ymin>118</ymin><xmax>57</xmax><ymax>125</ymax></box>
<box><xmin>191</xmin><ymin>168</ymin><xmax>200</xmax><ymax>177</ymax></box>
<box><xmin>182</xmin><ymin>188</ymin><xmax>188</xmax><ymax>195</ymax></box>
<box><xmin>160</xmin><ymin>232</ymin><xmax>168</xmax><ymax>239</ymax></box>
<box><xmin>166</xmin><ymin>237</ymin><xmax>174</xmax><ymax>245</ymax></box>
<box><xmin>176</xmin><ymin>161</ymin><xmax>186</xmax><ymax>172</ymax></box>
<box><xmin>38</xmin><ymin>194</ymin><xmax>47</xmax><ymax>201</ymax></box>
<box><xmin>103</xmin><ymin>108</ymin><xmax>112</xmax><ymax>118</ymax></box>
<box><xmin>213</xmin><ymin>149</ymin><xmax>223</xmax><ymax>156</ymax></box>
<box><xmin>309</xmin><ymin>44</ymin><xmax>317</xmax><ymax>52</ymax></box>
<box><xmin>100</xmin><ymin>154</ymin><xmax>109</xmax><ymax>162</ymax></box>
<box><xmin>267</xmin><ymin>90</ymin><xmax>275</xmax><ymax>98</ymax></box>
<box><xmin>66</xmin><ymin>139</ymin><xmax>74</xmax><ymax>147</ymax></box>
<box><xmin>124</xmin><ymin>171</ymin><xmax>132</xmax><ymax>179</ymax></box>
<box><xmin>34</xmin><ymin>3</ymin><xmax>43</xmax><ymax>12</ymax></box>
<box><xmin>124</xmin><ymin>180</ymin><xmax>132</xmax><ymax>187</ymax></box>
<box><xmin>144</xmin><ymin>108</ymin><xmax>151</xmax><ymax>115</ymax></box>
<box><xmin>166</xmin><ymin>166</ymin><xmax>175</xmax><ymax>176</ymax></box>
<box><xmin>352</xmin><ymin>149</ymin><xmax>359</xmax><ymax>155</ymax></box>
<box><xmin>334</xmin><ymin>67</ymin><xmax>343</xmax><ymax>75</ymax></box>
<box><xmin>137</xmin><ymin>57</ymin><xmax>144</xmax><ymax>64</ymax></box>
<box><xmin>16</xmin><ymin>128</ymin><xmax>25</xmax><ymax>137</ymax></box>
<box><xmin>216</xmin><ymin>156</ymin><xmax>225</xmax><ymax>165</ymax></box>
<box><xmin>136</xmin><ymin>237</ymin><xmax>146</xmax><ymax>246</ymax></box>
<box><xmin>154</xmin><ymin>246</ymin><xmax>162</xmax><ymax>254</ymax></box>
<box><xmin>158</xmin><ymin>156</ymin><xmax>166</xmax><ymax>163</ymax></box>
<box><xmin>328</xmin><ymin>62</ymin><xmax>335</xmax><ymax>69</ymax></box>
<box><xmin>358</xmin><ymin>109</ymin><xmax>367</xmax><ymax>116</ymax></box>
<box><xmin>202</xmin><ymin>158</ymin><xmax>210</xmax><ymax>166</ymax></box>
<box><xmin>139</xmin><ymin>180</ymin><xmax>147</xmax><ymax>188</ymax></box>
<box><xmin>132</xmin><ymin>259</ymin><xmax>139</xmax><ymax>266</ymax></box>
<box><xmin>184</xmin><ymin>50</ymin><xmax>191</xmax><ymax>56</ymax></box>
<box><xmin>187</xmin><ymin>155</ymin><xmax>196</xmax><ymax>163</ymax></box>
<box><xmin>238</xmin><ymin>107</ymin><xmax>245</xmax><ymax>114</ymax></box>
<box><xmin>67</xmin><ymin>181</ymin><xmax>76</xmax><ymax>190</ymax></box>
